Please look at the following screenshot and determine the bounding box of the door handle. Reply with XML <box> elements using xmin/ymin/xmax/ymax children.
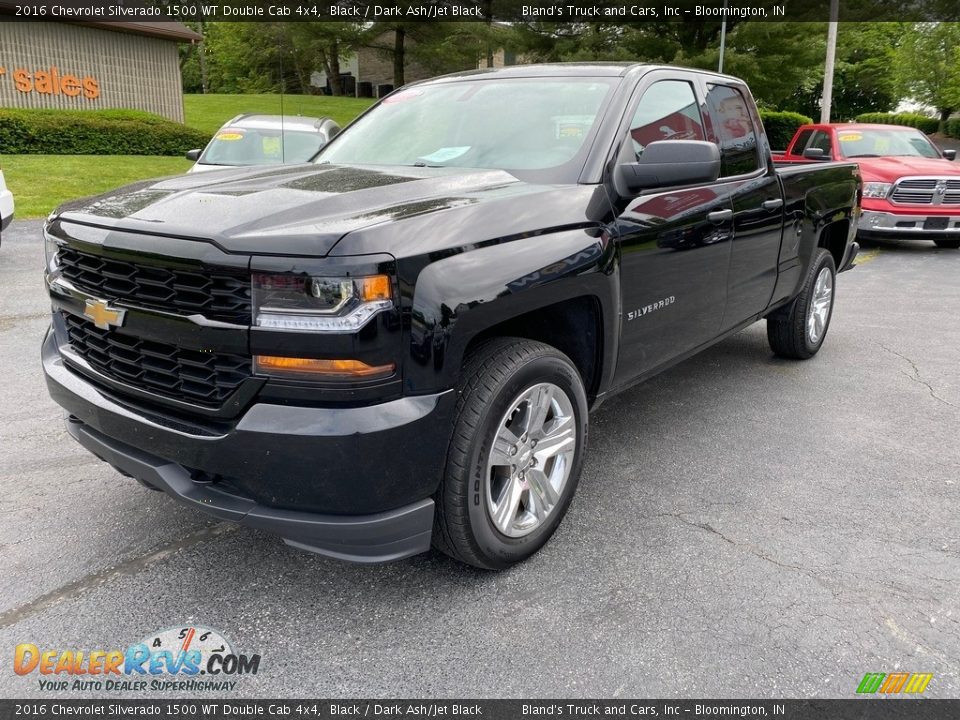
<box><xmin>707</xmin><ymin>209</ymin><xmax>734</xmax><ymax>224</ymax></box>
<box><xmin>762</xmin><ymin>198</ymin><xmax>784</xmax><ymax>210</ymax></box>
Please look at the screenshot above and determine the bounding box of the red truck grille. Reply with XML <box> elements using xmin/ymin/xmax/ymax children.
<box><xmin>64</xmin><ymin>314</ymin><xmax>251</xmax><ymax>408</ymax></box>
<box><xmin>57</xmin><ymin>245</ymin><xmax>251</xmax><ymax>324</ymax></box>
<box><xmin>890</xmin><ymin>178</ymin><xmax>960</xmax><ymax>206</ymax></box>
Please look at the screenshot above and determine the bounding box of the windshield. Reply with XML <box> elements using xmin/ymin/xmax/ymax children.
<box><xmin>315</xmin><ymin>78</ymin><xmax>618</xmax><ymax>182</ymax></box>
<box><xmin>200</xmin><ymin>127</ymin><xmax>325</xmax><ymax>166</ymax></box>
<box><xmin>838</xmin><ymin>128</ymin><xmax>942</xmax><ymax>159</ymax></box>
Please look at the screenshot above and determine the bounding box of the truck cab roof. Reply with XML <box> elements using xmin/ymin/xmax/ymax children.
<box><xmin>418</xmin><ymin>62</ymin><xmax>748</xmax><ymax>84</ymax></box>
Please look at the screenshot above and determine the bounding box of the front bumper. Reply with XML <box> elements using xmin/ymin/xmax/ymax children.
<box><xmin>43</xmin><ymin>329</ymin><xmax>455</xmax><ymax>563</ymax></box>
<box><xmin>858</xmin><ymin>209</ymin><xmax>960</xmax><ymax>236</ymax></box>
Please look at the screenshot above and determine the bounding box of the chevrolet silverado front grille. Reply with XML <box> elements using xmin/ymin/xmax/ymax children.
<box><xmin>64</xmin><ymin>314</ymin><xmax>251</xmax><ymax>407</ymax></box>
<box><xmin>57</xmin><ymin>245</ymin><xmax>251</xmax><ymax>324</ymax></box>
<box><xmin>890</xmin><ymin>178</ymin><xmax>960</xmax><ymax>206</ymax></box>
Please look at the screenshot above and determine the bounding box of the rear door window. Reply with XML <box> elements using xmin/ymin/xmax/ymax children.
<box><xmin>705</xmin><ymin>84</ymin><xmax>761</xmax><ymax>177</ymax></box>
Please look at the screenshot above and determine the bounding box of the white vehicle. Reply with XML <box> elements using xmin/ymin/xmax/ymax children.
<box><xmin>0</xmin><ymin>166</ymin><xmax>14</xmax><ymax>245</ymax></box>
<box><xmin>185</xmin><ymin>114</ymin><xmax>341</xmax><ymax>173</ymax></box>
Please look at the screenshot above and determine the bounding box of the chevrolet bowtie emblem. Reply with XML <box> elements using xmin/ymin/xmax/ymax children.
<box><xmin>83</xmin><ymin>298</ymin><xmax>126</xmax><ymax>330</ymax></box>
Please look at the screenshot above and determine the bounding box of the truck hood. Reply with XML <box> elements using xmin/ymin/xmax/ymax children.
<box><xmin>53</xmin><ymin>163</ymin><xmax>541</xmax><ymax>256</ymax></box>
<box><xmin>854</xmin><ymin>156</ymin><xmax>960</xmax><ymax>183</ymax></box>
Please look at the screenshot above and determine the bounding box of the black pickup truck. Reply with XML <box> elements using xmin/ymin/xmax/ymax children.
<box><xmin>43</xmin><ymin>64</ymin><xmax>861</xmax><ymax>569</ymax></box>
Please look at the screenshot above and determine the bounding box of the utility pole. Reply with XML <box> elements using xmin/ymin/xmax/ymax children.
<box><xmin>718</xmin><ymin>0</ymin><xmax>728</xmax><ymax>73</ymax></box>
<box><xmin>820</xmin><ymin>0</ymin><xmax>840</xmax><ymax>123</ymax></box>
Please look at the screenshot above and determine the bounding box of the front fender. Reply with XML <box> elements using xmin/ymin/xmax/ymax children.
<box><xmin>401</xmin><ymin>228</ymin><xmax>619</xmax><ymax>395</ymax></box>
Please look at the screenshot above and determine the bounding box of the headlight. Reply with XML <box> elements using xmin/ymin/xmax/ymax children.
<box><xmin>862</xmin><ymin>182</ymin><xmax>892</xmax><ymax>199</ymax></box>
<box><xmin>44</xmin><ymin>232</ymin><xmax>61</xmax><ymax>275</ymax></box>
<box><xmin>252</xmin><ymin>272</ymin><xmax>393</xmax><ymax>333</ymax></box>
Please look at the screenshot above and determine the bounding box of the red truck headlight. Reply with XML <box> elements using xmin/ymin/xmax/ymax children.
<box><xmin>862</xmin><ymin>182</ymin><xmax>892</xmax><ymax>199</ymax></box>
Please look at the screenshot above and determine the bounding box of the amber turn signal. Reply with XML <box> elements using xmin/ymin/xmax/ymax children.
<box><xmin>358</xmin><ymin>274</ymin><xmax>392</xmax><ymax>302</ymax></box>
<box><xmin>255</xmin><ymin>355</ymin><xmax>395</xmax><ymax>379</ymax></box>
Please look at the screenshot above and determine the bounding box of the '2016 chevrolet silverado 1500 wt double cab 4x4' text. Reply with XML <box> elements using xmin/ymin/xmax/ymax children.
<box><xmin>43</xmin><ymin>65</ymin><xmax>861</xmax><ymax>569</ymax></box>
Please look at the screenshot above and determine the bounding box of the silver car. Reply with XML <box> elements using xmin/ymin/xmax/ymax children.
<box><xmin>185</xmin><ymin>114</ymin><xmax>341</xmax><ymax>173</ymax></box>
<box><xmin>0</xmin><ymin>166</ymin><xmax>14</xmax><ymax>245</ymax></box>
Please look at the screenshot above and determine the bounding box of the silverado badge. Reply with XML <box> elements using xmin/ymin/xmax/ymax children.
<box><xmin>83</xmin><ymin>298</ymin><xmax>126</xmax><ymax>331</ymax></box>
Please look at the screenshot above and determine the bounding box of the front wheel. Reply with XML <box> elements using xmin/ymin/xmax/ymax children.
<box><xmin>933</xmin><ymin>238</ymin><xmax>960</xmax><ymax>249</ymax></box>
<box><xmin>767</xmin><ymin>248</ymin><xmax>836</xmax><ymax>360</ymax></box>
<box><xmin>432</xmin><ymin>338</ymin><xmax>588</xmax><ymax>569</ymax></box>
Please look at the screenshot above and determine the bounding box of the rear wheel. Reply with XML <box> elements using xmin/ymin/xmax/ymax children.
<box><xmin>432</xmin><ymin>338</ymin><xmax>588</xmax><ymax>569</ymax></box>
<box><xmin>933</xmin><ymin>238</ymin><xmax>960</xmax><ymax>249</ymax></box>
<box><xmin>767</xmin><ymin>248</ymin><xmax>836</xmax><ymax>360</ymax></box>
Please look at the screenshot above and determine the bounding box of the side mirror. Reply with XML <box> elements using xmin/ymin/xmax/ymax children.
<box><xmin>185</xmin><ymin>149</ymin><xmax>202</xmax><ymax>162</ymax></box>
<box><xmin>617</xmin><ymin>140</ymin><xmax>721</xmax><ymax>194</ymax></box>
<box><xmin>943</xmin><ymin>149</ymin><xmax>956</xmax><ymax>161</ymax></box>
<box><xmin>803</xmin><ymin>147</ymin><xmax>827</xmax><ymax>160</ymax></box>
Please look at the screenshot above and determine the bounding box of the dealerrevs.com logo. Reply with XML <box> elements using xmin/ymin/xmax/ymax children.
<box><xmin>13</xmin><ymin>626</ymin><xmax>261</xmax><ymax>693</ymax></box>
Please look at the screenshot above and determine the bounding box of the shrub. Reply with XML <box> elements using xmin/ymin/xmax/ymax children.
<box><xmin>0</xmin><ymin>108</ymin><xmax>209</xmax><ymax>156</ymax></box>
<box><xmin>759</xmin><ymin>110</ymin><xmax>814</xmax><ymax>150</ymax></box>
<box><xmin>944</xmin><ymin>118</ymin><xmax>960</xmax><ymax>139</ymax></box>
<box><xmin>854</xmin><ymin>112</ymin><xmax>940</xmax><ymax>134</ymax></box>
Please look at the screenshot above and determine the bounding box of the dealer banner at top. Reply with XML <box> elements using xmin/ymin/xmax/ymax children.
<box><xmin>0</xmin><ymin>0</ymin><xmax>956</xmax><ymax>22</ymax></box>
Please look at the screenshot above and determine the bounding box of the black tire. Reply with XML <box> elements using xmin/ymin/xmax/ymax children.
<box><xmin>432</xmin><ymin>337</ymin><xmax>589</xmax><ymax>569</ymax></box>
<box><xmin>934</xmin><ymin>238</ymin><xmax>960</xmax><ymax>249</ymax></box>
<box><xmin>767</xmin><ymin>248</ymin><xmax>837</xmax><ymax>360</ymax></box>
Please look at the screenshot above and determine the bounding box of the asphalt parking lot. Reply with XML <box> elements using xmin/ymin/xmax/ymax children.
<box><xmin>0</xmin><ymin>218</ymin><xmax>957</xmax><ymax>699</ymax></box>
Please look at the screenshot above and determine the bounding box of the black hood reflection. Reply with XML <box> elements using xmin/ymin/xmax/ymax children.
<box><xmin>52</xmin><ymin>163</ymin><xmax>528</xmax><ymax>256</ymax></box>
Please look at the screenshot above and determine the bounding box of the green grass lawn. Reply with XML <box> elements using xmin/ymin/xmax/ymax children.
<box><xmin>3</xmin><ymin>155</ymin><xmax>192</xmax><ymax>219</ymax></box>
<box><xmin>183</xmin><ymin>94</ymin><xmax>375</xmax><ymax>136</ymax></box>
<box><xmin>4</xmin><ymin>93</ymin><xmax>375</xmax><ymax>218</ymax></box>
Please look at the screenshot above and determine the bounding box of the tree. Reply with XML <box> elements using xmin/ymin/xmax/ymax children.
<box><xmin>179</xmin><ymin>22</ymin><xmax>363</xmax><ymax>95</ymax></box>
<box><xmin>675</xmin><ymin>22</ymin><xmax>826</xmax><ymax>109</ymax></box>
<box><xmin>896</xmin><ymin>22</ymin><xmax>960</xmax><ymax>126</ymax></box>
<box><xmin>786</xmin><ymin>23</ymin><xmax>904</xmax><ymax>120</ymax></box>
<box><xmin>360</xmin><ymin>22</ymin><xmax>486</xmax><ymax>88</ymax></box>
<box><xmin>509</xmin><ymin>19</ymin><xmax>737</xmax><ymax>65</ymax></box>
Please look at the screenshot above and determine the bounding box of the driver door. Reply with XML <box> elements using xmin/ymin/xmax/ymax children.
<box><xmin>611</xmin><ymin>73</ymin><xmax>736</xmax><ymax>386</ymax></box>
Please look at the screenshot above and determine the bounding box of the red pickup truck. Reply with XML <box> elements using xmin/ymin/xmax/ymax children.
<box><xmin>773</xmin><ymin>123</ymin><xmax>960</xmax><ymax>249</ymax></box>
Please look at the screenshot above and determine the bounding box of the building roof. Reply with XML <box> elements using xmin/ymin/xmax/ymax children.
<box><xmin>82</xmin><ymin>21</ymin><xmax>202</xmax><ymax>42</ymax></box>
<box><xmin>0</xmin><ymin>5</ymin><xmax>202</xmax><ymax>42</ymax></box>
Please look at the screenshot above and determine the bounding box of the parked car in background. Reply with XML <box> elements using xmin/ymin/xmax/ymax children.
<box><xmin>0</xmin><ymin>166</ymin><xmax>14</xmax><ymax>246</ymax></box>
<box><xmin>773</xmin><ymin>123</ymin><xmax>960</xmax><ymax>249</ymax></box>
<box><xmin>186</xmin><ymin>114</ymin><xmax>341</xmax><ymax>172</ymax></box>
